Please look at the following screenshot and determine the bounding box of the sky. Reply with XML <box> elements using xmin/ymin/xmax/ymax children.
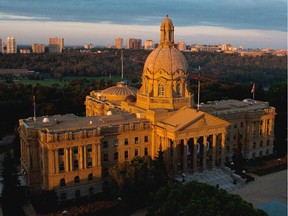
<box><xmin>0</xmin><ymin>0</ymin><xmax>287</xmax><ymax>49</ymax></box>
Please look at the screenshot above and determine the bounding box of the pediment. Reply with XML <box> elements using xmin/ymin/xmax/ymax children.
<box><xmin>158</xmin><ymin>107</ymin><xmax>230</xmax><ymax>133</ymax></box>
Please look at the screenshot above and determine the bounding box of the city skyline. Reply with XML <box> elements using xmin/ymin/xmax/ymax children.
<box><xmin>0</xmin><ymin>0</ymin><xmax>287</xmax><ymax>49</ymax></box>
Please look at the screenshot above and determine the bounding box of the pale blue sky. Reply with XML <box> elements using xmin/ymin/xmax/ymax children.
<box><xmin>0</xmin><ymin>0</ymin><xmax>287</xmax><ymax>49</ymax></box>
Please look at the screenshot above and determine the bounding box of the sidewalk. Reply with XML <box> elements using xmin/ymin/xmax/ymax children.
<box><xmin>175</xmin><ymin>167</ymin><xmax>245</xmax><ymax>192</ymax></box>
<box><xmin>232</xmin><ymin>169</ymin><xmax>287</xmax><ymax>216</ymax></box>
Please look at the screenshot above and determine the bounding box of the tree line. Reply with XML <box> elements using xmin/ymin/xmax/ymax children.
<box><xmin>0</xmin><ymin>50</ymin><xmax>286</xmax><ymax>86</ymax></box>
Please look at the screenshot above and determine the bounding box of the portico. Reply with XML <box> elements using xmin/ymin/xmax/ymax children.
<box><xmin>154</xmin><ymin>107</ymin><xmax>229</xmax><ymax>174</ymax></box>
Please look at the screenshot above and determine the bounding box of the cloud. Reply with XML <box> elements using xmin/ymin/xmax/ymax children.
<box><xmin>0</xmin><ymin>0</ymin><xmax>286</xmax><ymax>31</ymax></box>
<box><xmin>0</xmin><ymin>20</ymin><xmax>286</xmax><ymax>49</ymax></box>
<box><xmin>0</xmin><ymin>12</ymin><xmax>50</xmax><ymax>21</ymax></box>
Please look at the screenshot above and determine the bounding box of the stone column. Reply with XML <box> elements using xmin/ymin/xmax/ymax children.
<box><xmin>65</xmin><ymin>148</ymin><xmax>69</xmax><ymax>172</ymax></box>
<box><xmin>54</xmin><ymin>150</ymin><xmax>59</xmax><ymax>174</ymax></box>
<box><xmin>69</xmin><ymin>148</ymin><xmax>73</xmax><ymax>171</ymax></box>
<box><xmin>193</xmin><ymin>137</ymin><xmax>198</xmax><ymax>172</ymax></box>
<box><xmin>79</xmin><ymin>146</ymin><xmax>83</xmax><ymax>169</ymax></box>
<box><xmin>83</xmin><ymin>146</ymin><xmax>87</xmax><ymax>169</ymax></box>
<box><xmin>48</xmin><ymin>150</ymin><xmax>54</xmax><ymax>174</ymax></box>
<box><xmin>172</xmin><ymin>140</ymin><xmax>177</xmax><ymax>174</ymax></box>
<box><xmin>221</xmin><ymin>133</ymin><xmax>226</xmax><ymax>167</ymax></box>
<box><xmin>97</xmin><ymin>144</ymin><xmax>101</xmax><ymax>167</ymax></box>
<box><xmin>92</xmin><ymin>144</ymin><xmax>96</xmax><ymax>167</ymax></box>
<box><xmin>212</xmin><ymin>134</ymin><xmax>217</xmax><ymax>168</ymax></box>
<box><xmin>183</xmin><ymin>139</ymin><xmax>188</xmax><ymax>173</ymax></box>
<box><xmin>203</xmin><ymin>136</ymin><xmax>207</xmax><ymax>170</ymax></box>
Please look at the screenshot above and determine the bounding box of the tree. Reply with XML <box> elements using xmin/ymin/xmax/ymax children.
<box><xmin>153</xmin><ymin>145</ymin><xmax>168</xmax><ymax>188</ymax></box>
<box><xmin>267</xmin><ymin>82</ymin><xmax>287</xmax><ymax>156</ymax></box>
<box><xmin>1</xmin><ymin>151</ymin><xmax>25</xmax><ymax>215</ymax></box>
<box><xmin>148</xmin><ymin>181</ymin><xmax>267</xmax><ymax>216</ymax></box>
<box><xmin>109</xmin><ymin>155</ymin><xmax>168</xmax><ymax>211</ymax></box>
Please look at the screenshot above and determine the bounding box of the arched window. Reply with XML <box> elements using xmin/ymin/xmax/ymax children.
<box><xmin>158</xmin><ymin>84</ymin><xmax>164</xmax><ymax>96</ymax></box>
<box><xmin>88</xmin><ymin>173</ymin><xmax>93</xmax><ymax>182</ymax></box>
<box><xmin>60</xmin><ymin>178</ymin><xmax>66</xmax><ymax>187</ymax></box>
<box><xmin>74</xmin><ymin>176</ymin><xmax>80</xmax><ymax>184</ymax></box>
<box><xmin>176</xmin><ymin>83</ymin><xmax>181</xmax><ymax>96</ymax></box>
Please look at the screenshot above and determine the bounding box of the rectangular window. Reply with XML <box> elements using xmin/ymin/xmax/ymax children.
<box><xmin>87</xmin><ymin>158</ymin><xmax>92</xmax><ymax>167</ymax></box>
<box><xmin>103</xmin><ymin>141</ymin><xmax>108</xmax><ymax>149</ymax></box>
<box><xmin>73</xmin><ymin>147</ymin><xmax>78</xmax><ymax>154</ymax></box>
<box><xmin>144</xmin><ymin>147</ymin><xmax>148</xmax><ymax>156</ymax></box>
<box><xmin>73</xmin><ymin>160</ymin><xmax>78</xmax><ymax>170</ymax></box>
<box><xmin>58</xmin><ymin>148</ymin><xmax>64</xmax><ymax>156</ymax></box>
<box><xmin>124</xmin><ymin>150</ymin><xmax>129</xmax><ymax>160</ymax></box>
<box><xmin>135</xmin><ymin>137</ymin><xmax>139</xmax><ymax>144</ymax></box>
<box><xmin>103</xmin><ymin>153</ymin><xmax>109</xmax><ymax>161</ymax></box>
<box><xmin>240</xmin><ymin>122</ymin><xmax>244</xmax><ymax>127</ymax></box>
<box><xmin>135</xmin><ymin>149</ymin><xmax>139</xmax><ymax>156</ymax></box>
<box><xmin>59</xmin><ymin>163</ymin><xmax>64</xmax><ymax>172</ymax></box>
<box><xmin>114</xmin><ymin>152</ymin><xmax>118</xmax><ymax>161</ymax></box>
<box><xmin>144</xmin><ymin>136</ymin><xmax>149</xmax><ymax>142</ymax></box>
<box><xmin>124</xmin><ymin>138</ymin><xmax>129</xmax><ymax>145</ymax></box>
<box><xmin>87</xmin><ymin>144</ymin><xmax>92</xmax><ymax>152</ymax></box>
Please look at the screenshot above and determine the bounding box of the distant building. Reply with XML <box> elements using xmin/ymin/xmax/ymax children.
<box><xmin>84</xmin><ymin>43</ymin><xmax>94</xmax><ymax>49</ymax></box>
<box><xmin>20</xmin><ymin>49</ymin><xmax>31</xmax><ymax>54</ymax></box>
<box><xmin>6</xmin><ymin>37</ymin><xmax>17</xmax><ymax>53</ymax></box>
<box><xmin>115</xmin><ymin>37</ymin><xmax>123</xmax><ymax>49</ymax></box>
<box><xmin>144</xmin><ymin>40</ymin><xmax>154</xmax><ymax>50</ymax></box>
<box><xmin>0</xmin><ymin>38</ymin><xmax>3</xmax><ymax>53</ymax></box>
<box><xmin>48</xmin><ymin>37</ymin><xmax>64</xmax><ymax>53</ymax></box>
<box><xmin>239</xmin><ymin>51</ymin><xmax>263</xmax><ymax>57</ymax></box>
<box><xmin>126</xmin><ymin>38</ymin><xmax>141</xmax><ymax>49</ymax></box>
<box><xmin>32</xmin><ymin>44</ymin><xmax>45</xmax><ymax>53</ymax></box>
<box><xmin>175</xmin><ymin>42</ymin><xmax>186</xmax><ymax>51</ymax></box>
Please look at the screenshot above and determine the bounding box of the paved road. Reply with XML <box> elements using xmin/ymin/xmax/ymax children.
<box><xmin>231</xmin><ymin>169</ymin><xmax>287</xmax><ymax>207</ymax></box>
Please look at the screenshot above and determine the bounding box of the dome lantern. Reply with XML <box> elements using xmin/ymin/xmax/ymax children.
<box><xmin>160</xmin><ymin>15</ymin><xmax>174</xmax><ymax>47</ymax></box>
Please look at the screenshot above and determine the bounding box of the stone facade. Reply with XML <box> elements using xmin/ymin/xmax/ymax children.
<box><xmin>18</xmin><ymin>16</ymin><xmax>276</xmax><ymax>201</ymax></box>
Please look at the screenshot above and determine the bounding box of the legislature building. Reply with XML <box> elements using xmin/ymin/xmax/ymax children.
<box><xmin>18</xmin><ymin>16</ymin><xmax>276</xmax><ymax>200</ymax></box>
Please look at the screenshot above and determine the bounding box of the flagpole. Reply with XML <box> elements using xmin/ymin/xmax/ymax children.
<box><xmin>121</xmin><ymin>50</ymin><xmax>124</xmax><ymax>81</ymax></box>
<box><xmin>33</xmin><ymin>95</ymin><xmax>36</xmax><ymax>122</ymax></box>
<box><xmin>197</xmin><ymin>66</ymin><xmax>201</xmax><ymax>111</ymax></box>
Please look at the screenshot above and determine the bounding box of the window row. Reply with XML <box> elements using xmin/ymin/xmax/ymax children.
<box><xmin>58</xmin><ymin>145</ymin><xmax>93</xmax><ymax>157</ymax></box>
<box><xmin>103</xmin><ymin>148</ymin><xmax>149</xmax><ymax>162</ymax></box>
<box><xmin>59</xmin><ymin>157</ymin><xmax>92</xmax><ymax>172</ymax></box>
<box><xmin>252</xmin><ymin>139</ymin><xmax>271</xmax><ymax>149</ymax></box>
<box><xmin>60</xmin><ymin>173</ymin><xmax>93</xmax><ymax>187</ymax></box>
<box><xmin>102</xmin><ymin>136</ymin><xmax>149</xmax><ymax>148</ymax></box>
<box><xmin>156</xmin><ymin>83</ymin><xmax>182</xmax><ymax>97</ymax></box>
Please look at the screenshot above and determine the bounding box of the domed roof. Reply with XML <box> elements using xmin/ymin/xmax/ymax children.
<box><xmin>101</xmin><ymin>81</ymin><xmax>137</xmax><ymax>96</ymax></box>
<box><xmin>161</xmin><ymin>15</ymin><xmax>174</xmax><ymax>30</ymax></box>
<box><xmin>143</xmin><ymin>46</ymin><xmax>188</xmax><ymax>76</ymax></box>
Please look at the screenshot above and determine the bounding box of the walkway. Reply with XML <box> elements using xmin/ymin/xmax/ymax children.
<box><xmin>175</xmin><ymin>167</ymin><xmax>245</xmax><ymax>192</ymax></box>
<box><xmin>232</xmin><ymin>169</ymin><xmax>287</xmax><ymax>216</ymax></box>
